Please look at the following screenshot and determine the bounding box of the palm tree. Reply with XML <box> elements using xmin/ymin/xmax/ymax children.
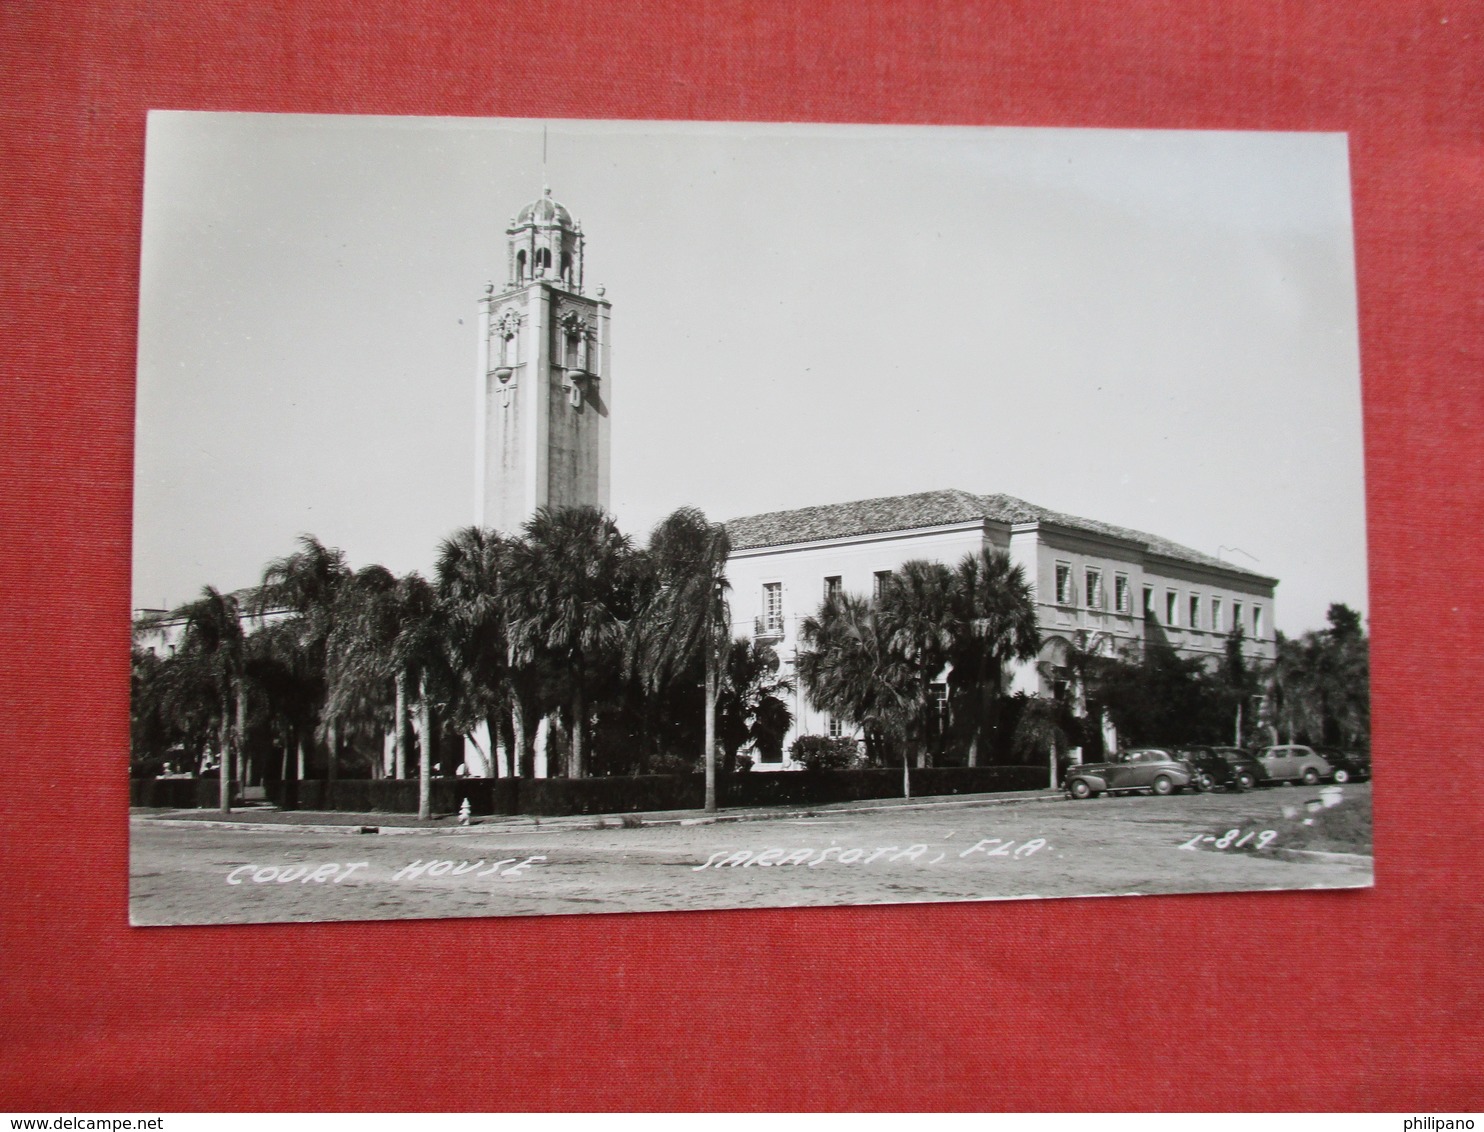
<box><xmin>1052</xmin><ymin>629</ymin><xmax>1138</xmax><ymax>759</ymax></box>
<box><xmin>1324</xmin><ymin>603</ymin><xmax>1371</xmax><ymax>748</ymax></box>
<box><xmin>243</xmin><ymin>617</ymin><xmax>320</xmax><ymax>795</ymax></box>
<box><xmin>323</xmin><ymin>564</ymin><xmax>400</xmax><ymax>777</ymax></box>
<box><xmin>321</xmin><ymin>565</ymin><xmax>447</xmax><ymax>818</ymax></box>
<box><xmin>1011</xmin><ymin>694</ymin><xmax>1071</xmax><ymax>788</ymax></box>
<box><xmin>797</xmin><ymin>591</ymin><xmax>917</xmax><ymax>794</ymax></box>
<box><xmin>1213</xmin><ymin>625</ymin><xmax>1261</xmax><ymax>747</ymax></box>
<box><xmin>258</xmin><ymin>536</ymin><xmax>351</xmax><ymax>784</ymax></box>
<box><xmin>169</xmin><ymin>586</ymin><xmax>247</xmax><ymax>812</ymax></box>
<box><xmin>154</xmin><ymin>649</ymin><xmax>218</xmax><ymax>777</ymax></box>
<box><xmin>716</xmin><ymin>637</ymin><xmax>794</xmax><ymax>772</ymax></box>
<box><xmin>877</xmin><ymin>559</ymin><xmax>957</xmax><ymax>768</ymax></box>
<box><xmin>948</xmin><ymin>548</ymin><xmax>1041</xmax><ymax>765</ymax></box>
<box><xmin>631</xmin><ymin>506</ymin><xmax>732</xmax><ymax>811</ymax></box>
<box><xmin>130</xmin><ymin>644</ymin><xmax>172</xmax><ymax>776</ymax></box>
<box><xmin>1273</xmin><ymin>604</ymin><xmax>1370</xmax><ymax>749</ymax></box>
<box><xmin>505</xmin><ymin>506</ymin><xmax>634</xmax><ymax>781</ymax></box>
<box><xmin>1283</xmin><ymin>627</ymin><xmax>1353</xmax><ymax>747</ymax></box>
<box><xmin>435</xmin><ymin>526</ymin><xmax>513</xmax><ymax>776</ymax></box>
<box><xmin>387</xmin><ymin>572</ymin><xmax>445</xmax><ymax>820</ymax></box>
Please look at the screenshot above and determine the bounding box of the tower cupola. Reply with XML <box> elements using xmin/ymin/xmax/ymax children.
<box><xmin>507</xmin><ymin>187</ymin><xmax>584</xmax><ymax>292</ymax></box>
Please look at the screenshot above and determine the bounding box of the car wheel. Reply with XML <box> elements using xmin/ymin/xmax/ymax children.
<box><xmin>1197</xmin><ymin>772</ymin><xmax>1216</xmax><ymax>792</ymax></box>
<box><xmin>1069</xmin><ymin>779</ymin><xmax>1092</xmax><ymax>800</ymax></box>
<box><xmin>1332</xmin><ymin>768</ymin><xmax>1350</xmax><ymax>784</ymax></box>
<box><xmin>1236</xmin><ymin>771</ymin><xmax>1257</xmax><ymax>791</ymax></box>
<box><xmin>1302</xmin><ymin>767</ymin><xmax>1321</xmax><ymax>785</ymax></box>
<box><xmin>1150</xmin><ymin>775</ymin><xmax>1174</xmax><ymax>796</ymax></box>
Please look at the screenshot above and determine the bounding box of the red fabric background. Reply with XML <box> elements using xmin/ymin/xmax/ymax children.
<box><xmin>1</xmin><ymin>1</ymin><xmax>1480</xmax><ymax>1112</ymax></box>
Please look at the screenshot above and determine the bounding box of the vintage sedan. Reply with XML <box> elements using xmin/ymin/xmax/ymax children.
<box><xmin>1254</xmin><ymin>744</ymin><xmax>1335</xmax><ymax>785</ymax></box>
<box><xmin>1064</xmin><ymin>748</ymin><xmax>1194</xmax><ymax>799</ymax></box>
<box><xmin>1208</xmin><ymin>746</ymin><xmax>1263</xmax><ymax>791</ymax></box>
<box><xmin>1173</xmin><ymin>745</ymin><xmax>1254</xmax><ymax>792</ymax></box>
<box><xmin>1312</xmin><ymin>746</ymin><xmax>1372</xmax><ymax>783</ymax></box>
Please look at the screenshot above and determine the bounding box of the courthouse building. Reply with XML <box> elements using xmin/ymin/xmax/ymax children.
<box><xmin>724</xmin><ymin>488</ymin><xmax>1278</xmax><ymax>765</ymax></box>
<box><xmin>466</xmin><ymin>186</ymin><xmax>1280</xmax><ymax>770</ymax></box>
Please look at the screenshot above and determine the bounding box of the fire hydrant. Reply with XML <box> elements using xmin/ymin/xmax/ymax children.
<box><xmin>458</xmin><ymin>797</ymin><xmax>472</xmax><ymax>826</ymax></box>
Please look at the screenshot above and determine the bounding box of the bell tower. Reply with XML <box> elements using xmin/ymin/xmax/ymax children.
<box><xmin>476</xmin><ymin>187</ymin><xmax>612</xmax><ymax>533</ymax></box>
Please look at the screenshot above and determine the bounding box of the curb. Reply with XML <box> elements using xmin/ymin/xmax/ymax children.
<box><xmin>682</xmin><ymin>791</ymin><xmax>1069</xmax><ymax>824</ymax></box>
<box><xmin>1270</xmin><ymin>847</ymin><xmax>1374</xmax><ymax>867</ymax></box>
<box><xmin>130</xmin><ymin>817</ymin><xmax>456</xmax><ymax>836</ymax></box>
<box><xmin>130</xmin><ymin>790</ymin><xmax>1069</xmax><ymax>837</ymax></box>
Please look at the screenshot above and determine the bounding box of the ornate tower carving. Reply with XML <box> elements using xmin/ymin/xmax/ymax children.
<box><xmin>476</xmin><ymin>188</ymin><xmax>611</xmax><ymax>533</ymax></box>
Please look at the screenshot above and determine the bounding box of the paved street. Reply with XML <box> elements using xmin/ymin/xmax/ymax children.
<box><xmin>130</xmin><ymin>784</ymin><xmax>1372</xmax><ymax>925</ymax></box>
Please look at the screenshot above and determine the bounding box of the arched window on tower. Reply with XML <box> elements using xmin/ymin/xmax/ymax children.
<box><xmin>535</xmin><ymin>247</ymin><xmax>551</xmax><ymax>273</ymax></box>
<box><xmin>560</xmin><ymin>251</ymin><xmax>573</xmax><ymax>285</ymax></box>
<box><xmin>515</xmin><ymin>250</ymin><xmax>527</xmax><ymax>284</ymax></box>
<box><xmin>561</xmin><ymin>315</ymin><xmax>587</xmax><ymax>371</ymax></box>
<box><xmin>501</xmin><ymin>330</ymin><xmax>518</xmax><ymax>367</ymax></box>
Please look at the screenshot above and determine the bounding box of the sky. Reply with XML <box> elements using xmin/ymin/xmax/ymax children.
<box><xmin>134</xmin><ymin>114</ymin><xmax>1367</xmax><ymax>633</ymax></box>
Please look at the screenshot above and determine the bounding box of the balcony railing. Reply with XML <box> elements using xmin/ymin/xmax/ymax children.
<box><xmin>754</xmin><ymin>616</ymin><xmax>784</xmax><ymax>643</ymax></box>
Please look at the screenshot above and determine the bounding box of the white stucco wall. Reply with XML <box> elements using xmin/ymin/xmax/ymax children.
<box><xmin>725</xmin><ymin>521</ymin><xmax>998</xmax><ymax>765</ymax></box>
<box><xmin>725</xmin><ymin>518</ymin><xmax>1278</xmax><ymax>765</ymax></box>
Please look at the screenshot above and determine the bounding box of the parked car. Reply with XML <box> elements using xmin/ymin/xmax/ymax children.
<box><xmin>1174</xmin><ymin>745</ymin><xmax>1256</xmax><ymax>791</ymax></box>
<box><xmin>1064</xmin><ymin>748</ymin><xmax>1194</xmax><ymax>799</ymax></box>
<box><xmin>1207</xmin><ymin>746</ymin><xmax>1263</xmax><ymax>791</ymax></box>
<box><xmin>1253</xmin><ymin>744</ymin><xmax>1334</xmax><ymax>785</ymax></box>
<box><xmin>1311</xmin><ymin>746</ymin><xmax>1371</xmax><ymax>783</ymax></box>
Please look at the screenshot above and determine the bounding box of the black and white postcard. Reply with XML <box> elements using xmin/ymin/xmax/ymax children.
<box><xmin>130</xmin><ymin>115</ymin><xmax>1372</xmax><ymax>925</ymax></box>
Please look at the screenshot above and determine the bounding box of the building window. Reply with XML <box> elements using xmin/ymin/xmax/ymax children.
<box><xmin>1253</xmin><ymin>604</ymin><xmax>1264</xmax><ymax>638</ymax></box>
<box><xmin>1055</xmin><ymin>562</ymin><xmax>1074</xmax><ymax>605</ymax></box>
<box><xmin>762</xmin><ymin>582</ymin><xmax>783</xmax><ymax>633</ymax></box>
<box><xmin>1211</xmin><ymin>597</ymin><xmax>1223</xmax><ymax>632</ymax></box>
<box><xmin>1165</xmin><ymin>590</ymin><xmax>1179</xmax><ymax>627</ymax></box>
<box><xmin>560</xmin><ymin>312</ymin><xmax>589</xmax><ymax>371</ymax></box>
<box><xmin>827</xmin><ymin>718</ymin><xmax>843</xmax><ymax>739</ymax></box>
<box><xmin>873</xmin><ymin>570</ymin><xmax>892</xmax><ymax>601</ymax></box>
<box><xmin>1233</xmin><ymin>600</ymin><xmax>1244</xmax><ymax>633</ymax></box>
<box><xmin>1085</xmin><ymin>568</ymin><xmax>1104</xmax><ymax>610</ymax></box>
<box><xmin>1115</xmin><ymin>573</ymin><xmax>1131</xmax><ymax>614</ymax></box>
<box><xmin>1048</xmin><ymin>665</ymin><xmax>1071</xmax><ymax>703</ymax></box>
<box><xmin>1143</xmin><ymin>585</ymin><xmax>1155</xmax><ymax>617</ymax></box>
<box><xmin>823</xmin><ymin>575</ymin><xmax>842</xmax><ymax>603</ymax></box>
<box><xmin>1189</xmin><ymin>594</ymin><xmax>1201</xmax><ymax>631</ymax></box>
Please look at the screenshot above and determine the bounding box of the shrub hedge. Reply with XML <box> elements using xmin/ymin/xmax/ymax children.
<box><xmin>727</xmin><ymin>765</ymin><xmax>1047</xmax><ymax>808</ymax></box>
<box><xmin>519</xmin><ymin>775</ymin><xmax>707</xmax><ymax>815</ymax></box>
<box><xmin>265</xmin><ymin>777</ymin><xmax>521</xmax><ymax>816</ymax></box>
<box><xmin>134</xmin><ymin>764</ymin><xmax>1048</xmax><ymax>817</ymax></box>
<box><xmin>787</xmin><ymin>735</ymin><xmax>863</xmax><ymax>772</ymax></box>
<box><xmin>129</xmin><ymin>777</ymin><xmax>221</xmax><ymax>808</ymax></box>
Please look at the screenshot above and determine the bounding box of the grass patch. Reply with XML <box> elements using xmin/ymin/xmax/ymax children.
<box><xmin>1279</xmin><ymin>795</ymin><xmax>1372</xmax><ymax>854</ymax></box>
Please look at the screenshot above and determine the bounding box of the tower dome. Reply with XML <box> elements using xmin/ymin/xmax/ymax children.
<box><xmin>505</xmin><ymin>187</ymin><xmax>585</xmax><ymax>291</ymax></box>
<box><xmin>514</xmin><ymin>189</ymin><xmax>574</xmax><ymax>229</ymax></box>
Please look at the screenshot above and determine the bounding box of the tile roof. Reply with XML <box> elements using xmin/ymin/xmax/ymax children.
<box><xmin>724</xmin><ymin>488</ymin><xmax>1275</xmax><ymax>581</ymax></box>
<box><xmin>133</xmin><ymin>585</ymin><xmax>288</xmax><ymax>626</ymax></box>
